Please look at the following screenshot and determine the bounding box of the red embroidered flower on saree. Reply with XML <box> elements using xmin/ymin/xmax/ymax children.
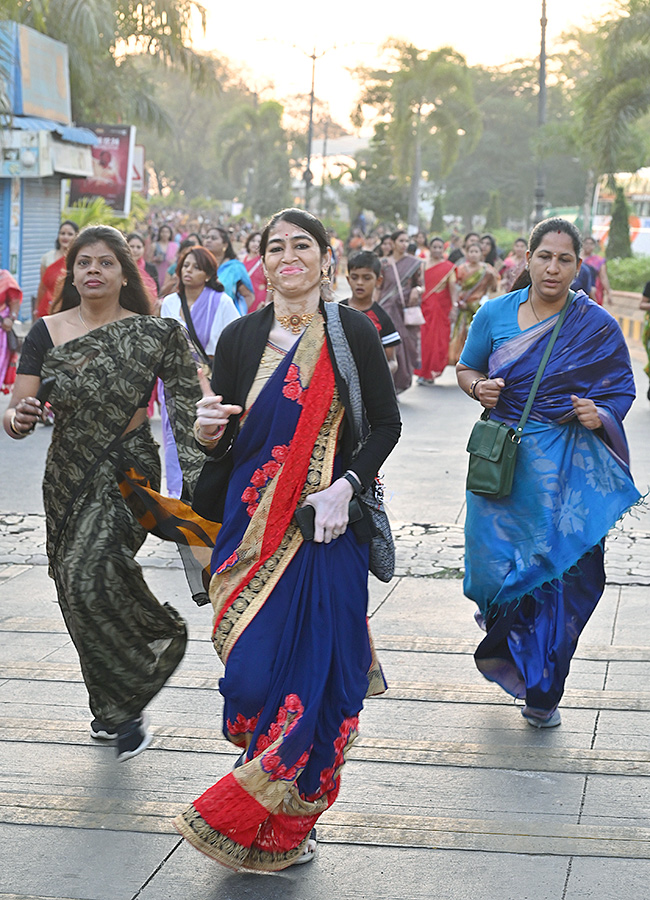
<box><xmin>216</xmin><ymin>550</ymin><xmax>239</xmax><ymax>574</ymax></box>
<box><xmin>272</xmin><ymin>444</ymin><xmax>289</xmax><ymax>463</ymax></box>
<box><xmin>262</xmin><ymin>460</ymin><xmax>281</xmax><ymax>480</ymax></box>
<box><xmin>250</xmin><ymin>468</ymin><xmax>267</xmax><ymax>488</ymax></box>
<box><xmin>241</xmin><ymin>486</ymin><xmax>259</xmax><ymax>503</ymax></box>
<box><xmin>306</xmin><ymin>715</ymin><xmax>359</xmax><ymax>802</ymax></box>
<box><xmin>227</xmin><ymin>711</ymin><xmax>259</xmax><ymax>736</ymax></box>
<box><xmin>282</xmin><ymin>364</ymin><xmax>306</xmax><ymax>405</ymax></box>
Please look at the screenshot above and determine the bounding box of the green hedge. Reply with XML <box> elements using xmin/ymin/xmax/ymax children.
<box><xmin>606</xmin><ymin>256</ymin><xmax>650</xmax><ymax>293</ymax></box>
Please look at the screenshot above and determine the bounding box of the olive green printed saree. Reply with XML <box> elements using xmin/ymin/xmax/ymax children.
<box><xmin>40</xmin><ymin>317</ymin><xmax>204</xmax><ymax>727</ymax></box>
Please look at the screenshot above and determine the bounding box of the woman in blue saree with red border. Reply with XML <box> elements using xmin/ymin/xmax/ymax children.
<box><xmin>457</xmin><ymin>219</ymin><xmax>640</xmax><ymax>728</ymax></box>
<box><xmin>173</xmin><ymin>209</ymin><xmax>400</xmax><ymax>869</ymax></box>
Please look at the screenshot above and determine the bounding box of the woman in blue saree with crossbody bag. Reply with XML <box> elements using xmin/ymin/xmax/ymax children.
<box><xmin>457</xmin><ymin>218</ymin><xmax>640</xmax><ymax>728</ymax></box>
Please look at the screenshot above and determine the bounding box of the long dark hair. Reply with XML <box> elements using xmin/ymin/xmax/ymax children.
<box><xmin>55</xmin><ymin>225</ymin><xmax>151</xmax><ymax>314</ymax></box>
<box><xmin>209</xmin><ymin>225</ymin><xmax>237</xmax><ymax>261</ymax></box>
<box><xmin>55</xmin><ymin>220</ymin><xmax>79</xmax><ymax>249</ymax></box>
<box><xmin>176</xmin><ymin>245</ymin><xmax>224</xmax><ymax>301</ymax></box>
<box><xmin>260</xmin><ymin>208</ymin><xmax>330</xmax><ymax>258</ymax></box>
<box><xmin>511</xmin><ymin>217</ymin><xmax>582</xmax><ymax>292</ymax></box>
<box><xmin>156</xmin><ymin>224</ymin><xmax>174</xmax><ymax>242</ymax></box>
<box><xmin>480</xmin><ymin>233</ymin><xmax>498</xmax><ymax>267</ymax></box>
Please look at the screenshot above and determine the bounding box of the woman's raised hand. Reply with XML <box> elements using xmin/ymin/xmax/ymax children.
<box><xmin>196</xmin><ymin>369</ymin><xmax>242</xmax><ymax>439</ymax></box>
<box><xmin>571</xmin><ymin>395</ymin><xmax>602</xmax><ymax>430</ymax></box>
<box><xmin>476</xmin><ymin>378</ymin><xmax>505</xmax><ymax>409</ymax></box>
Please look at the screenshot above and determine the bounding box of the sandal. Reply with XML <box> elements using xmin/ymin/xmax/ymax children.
<box><xmin>291</xmin><ymin>828</ymin><xmax>317</xmax><ymax>866</ymax></box>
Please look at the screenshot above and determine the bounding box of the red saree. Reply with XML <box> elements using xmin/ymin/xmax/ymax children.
<box><xmin>415</xmin><ymin>260</ymin><xmax>455</xmax><ymax>380</ymax></box>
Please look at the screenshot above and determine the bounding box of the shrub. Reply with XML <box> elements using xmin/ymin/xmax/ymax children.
<box><xmin>606</xmin><ymin>256</ymin><xmax>650</xmax><ymax>293</ymax></box>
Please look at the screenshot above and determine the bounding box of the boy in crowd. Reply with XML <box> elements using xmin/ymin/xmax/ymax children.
<box><xmin>342</xmin><ymin>251</ymin><xmax>400</xmax><ymax>374</ymax></box>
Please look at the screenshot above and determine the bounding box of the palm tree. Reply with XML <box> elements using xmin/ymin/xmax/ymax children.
<box><xmin>218</xmin><ymin>100</ymin><xmax>292</xmax><ymax>217</ymax></box>
<box><xmin>0</xmin><ymin>0</ymin><xmax>217</xmax><ymax>127</ymax></box>
<box><xmin>354</xmin><ymin>41</ymin><xmax>480</xmax><ymax>229</ymax></box>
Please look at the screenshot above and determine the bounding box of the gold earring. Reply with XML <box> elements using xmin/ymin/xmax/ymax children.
<box><xmin>320</xmin><ymin>270</ymin><xmax>330</xmax><ymax>286</ymax></box>
<box><xmin>266</xmin><ymin>278</ymin><xmax>274</xmax><ymax>294</ymax></box>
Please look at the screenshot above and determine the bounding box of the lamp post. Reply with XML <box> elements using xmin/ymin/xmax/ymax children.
<box><xmin>533</xmin><ymin>0</ymin><xmax>548</xmax><ymax>224</ymax></box>
<box><xmin>304</xmin><ymin>48</ymin><xmax>317</xmax><ymax>211</ymax></box>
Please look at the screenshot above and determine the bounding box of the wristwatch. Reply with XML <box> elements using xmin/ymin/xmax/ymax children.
<box><xmin>342</xmin><ymin>470</ymin><xmax>362</xmax><ymax>495</ymax></box>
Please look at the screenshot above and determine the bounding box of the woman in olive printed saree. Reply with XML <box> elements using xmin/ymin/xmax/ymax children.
<box><xmin>6</xmin><ymin>227</ymin><xmax>204</xmax><ymax>759</ymax></box>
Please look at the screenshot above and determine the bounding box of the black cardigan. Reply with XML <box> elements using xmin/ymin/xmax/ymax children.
<box><xmin>194</xmin><ymin>301</ymin><xmax>401</xmax><ymax>518</ymax></box>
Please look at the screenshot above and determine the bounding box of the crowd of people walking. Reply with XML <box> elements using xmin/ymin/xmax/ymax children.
<box><xmin>0</xmin><ymin>207</ymin><xmax>643</xmax><ymax>872</ymax></box>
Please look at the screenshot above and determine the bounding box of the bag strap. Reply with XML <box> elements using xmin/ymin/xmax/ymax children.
<box><xmin>388</xmin><ymin>258</ymin><xmax>406</xmax><ymax>306</ymax></box>
<box><xmin>322</xmin><ymin>301</ymin><xmax>365</xmax><ymax>454</ymax></box>
<box><xmin>179</xmin><ymin>291</ymin><xmax>211</xmax><ymax>366</ymax></box>
<box><xmin>506</xmin><ymin>289</ymin><xmax>575</xmax><ymax>440</ymax></box>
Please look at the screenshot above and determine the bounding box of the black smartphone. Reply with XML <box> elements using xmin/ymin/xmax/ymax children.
<box><xmin>36</xmin><ymin>376</ymin><xmax>56</xmax><ymax>405</ymax></box>
<box><xmin>294</xmin><ymin>505</ymin><xmax>315</xmax><ymax>541</ymax></box>
<box><xmin>294</xmin><ymin>497</ymin><xmax>363</xmax><ymax>542</ymax></box>
<box><xmin>26</xmin><ymin>377</ymin><xmax>55</xmax><ymax>433</ymax></box>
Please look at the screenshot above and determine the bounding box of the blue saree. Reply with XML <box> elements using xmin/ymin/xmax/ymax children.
<box><xmin>462</xmin><ymin>290</ymin><xmax>640</xmax><ymax>711</ymax></box>
<box><xmin>174</xmin><ymin>314</ymin><xmax>382</xmax><ymax>870</ymax></box>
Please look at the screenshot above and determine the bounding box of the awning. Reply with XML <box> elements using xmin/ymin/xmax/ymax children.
<box><xmin>9</xmin><ymin>116</ymin><xmax>97</xmax><ymax>146</ymax></box>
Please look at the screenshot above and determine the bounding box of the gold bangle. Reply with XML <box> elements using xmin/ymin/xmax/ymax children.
<box><xmin>469</xmin><ymin>378</ymin><xmax>487</xmax><ymax>400</ymax></box>
<box><xmin>9</xmin><ymin>412</ymin><xmax>26</xmax><ymax>437</ymax></box>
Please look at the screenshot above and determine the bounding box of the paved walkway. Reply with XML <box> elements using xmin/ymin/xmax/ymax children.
<box><xmin>1</xmin><ymin>351</ymin><xmax>650</xmax><ymax>899</ymax></box>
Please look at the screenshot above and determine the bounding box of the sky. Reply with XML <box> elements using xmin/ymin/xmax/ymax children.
<box><xmin>195</xmin><ymin>0</ymin><xmax>615</xmax><ymax>128</ymax></box>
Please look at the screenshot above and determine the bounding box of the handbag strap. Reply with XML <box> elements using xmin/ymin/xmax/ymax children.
<box><xmin>179</xmin><ymin>291</ymin><xmax>211</xmax><ymax>366</ymax></box>
<box><xmin>322</xmin><ymin>301</ymin><xmax>365</xmax><ymax>454</ymax></box>
<box><xmin>388</xmin><ymin>258</ymin><xmax>407</xmax><ymax>307</ymax></box>
<box><xmin>500</xmin><ymin>289</ymin><xmax>574</xmax><ymax>439</ymax></box>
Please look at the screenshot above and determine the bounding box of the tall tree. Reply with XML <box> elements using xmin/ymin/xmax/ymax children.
<box><xmin>353</xmin><ymin>41</ymin><xmax>480</xmax><ymax>230</ymax></box>
<box><xmin>218</xmin><ymin>100</ymin><xmax>293</xmax><ymax>217</ymax></box>
<box><xmin>0</xmin><ymin>0</ymin><xmax>216</xmax><ymax>126</ymax></box>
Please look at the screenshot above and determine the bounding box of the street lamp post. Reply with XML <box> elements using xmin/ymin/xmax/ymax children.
<box><xmin>533</xmin><ymin>0</ymin><xmax>548</xmax><ymax>224</ymax></box>
<box><xmin>304</xmin><ymin>48</ymin><xmax>317</xmax><ymax>212</ymax></box>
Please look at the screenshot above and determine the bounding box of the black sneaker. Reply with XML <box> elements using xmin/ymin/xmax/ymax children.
<box><xmin>116</xmin><ymin>716</ymin><xmax>152</xmax><ymax>762</ymax></box>
<box><xmin>90</xmin><ymin>719</ymin><xmax>118</xmax><ymax>741</ymax></box>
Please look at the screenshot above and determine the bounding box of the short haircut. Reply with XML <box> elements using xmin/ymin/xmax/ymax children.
<box><xmin>347</xmin><ymin>250</ymin><xmax>381</xmax><ymax>277</ymax></box>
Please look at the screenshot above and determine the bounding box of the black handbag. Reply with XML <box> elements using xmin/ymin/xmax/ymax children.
<box><xmin>466</xmin><ymin>291</ymin><xmax>574</xmax><ymax>499</ymax></box>
<box><xmin>6</xmin><ymin>327</ymin><xmax>19</xmax><ymax>353</ymax></box>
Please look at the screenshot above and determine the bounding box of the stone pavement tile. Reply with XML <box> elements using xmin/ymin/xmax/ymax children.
<box><xmin>338</xmin><ymin>759</ymin><xmax>584</xmax><ymax>824</ymax></box>
<box><xmin>359</xmin><ymin>698</ymin><xmax>598</xmax><ymax>750</ymax></box>
<box><xmin>579</xmin><ymin>772</ymin><xmax>650</xmax><ymax>828</ymax></box>
<box><xmin>575</xmin><ymin>584</ymin><xmax>618</xmax><ymax>645</ymax></box>
<box><xmin>612</xmin><ymin>585</ymin><xmax>650</xmax><ymax>645</ymax></box>
<box><xmin>377</xmin><ymin>649</ymin><xmax>608</xmax><ymax>692</ymax></box>
<box><xmin>369</xmin><ymin>578</ymin><xmax>477</xmax><ymax>640</ymax></box>
<box><xmin>565</xmin><ymin>857</ymin><xmax>650</xmax><ymax>899</ymax></box>
<box><xmin>0</xmin><ymin>630</ymin><xmax>71</xmax><ymax>662</ymax></box>
<box><xmin>604</xmin><ymin>661</ymin><xmax>650</xmax><ymax>692</ymax></box>
<box><xmin>0</xmin><ymin>823</ymin><xmax>178</xmax><ymax>900</ymax></box>
<box><xmin>0</xmin><ymin>678</ymin><xmax>92</xmax><ymax>709</ymax></box>
<box><xmin>138</xmin><ymin>840</ymin><xmax>569</xmax><ymax>900</ymax></box>
<box><xmin>593</xmin><ymin>711</ymin><xmax>650</xmax><ymax>753</ymax></box>
<box><xmin>0</xmin><ymin>563</ymin><xmax>58</xmax><ymax>602</ymax></box>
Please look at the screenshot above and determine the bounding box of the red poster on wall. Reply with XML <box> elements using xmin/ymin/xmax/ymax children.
<box><xmin>69</xmin><ymin>124</ymin><xmax>136</xmax><ymax>216</ymax></box>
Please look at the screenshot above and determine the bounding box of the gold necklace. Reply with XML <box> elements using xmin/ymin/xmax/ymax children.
<box><xmin>275</xmin><ymin>312</ymin><xmax>316</xmax><ymax>334</ymax></box>
<box><xmin>78</xmin><ymin>307</ymin><xmax>91</xmax><ymax>331</ymax></box>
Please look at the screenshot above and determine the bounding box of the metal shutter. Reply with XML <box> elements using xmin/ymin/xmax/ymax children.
<box><xmin>0</xmin><ymin>181</ymin><xmax>7</xmax><ymax>270</ymax></box>
<box><xmin>21</xmin><ymin>177</ymin><xmax>62</xmax><ymax>303</ymax></box>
